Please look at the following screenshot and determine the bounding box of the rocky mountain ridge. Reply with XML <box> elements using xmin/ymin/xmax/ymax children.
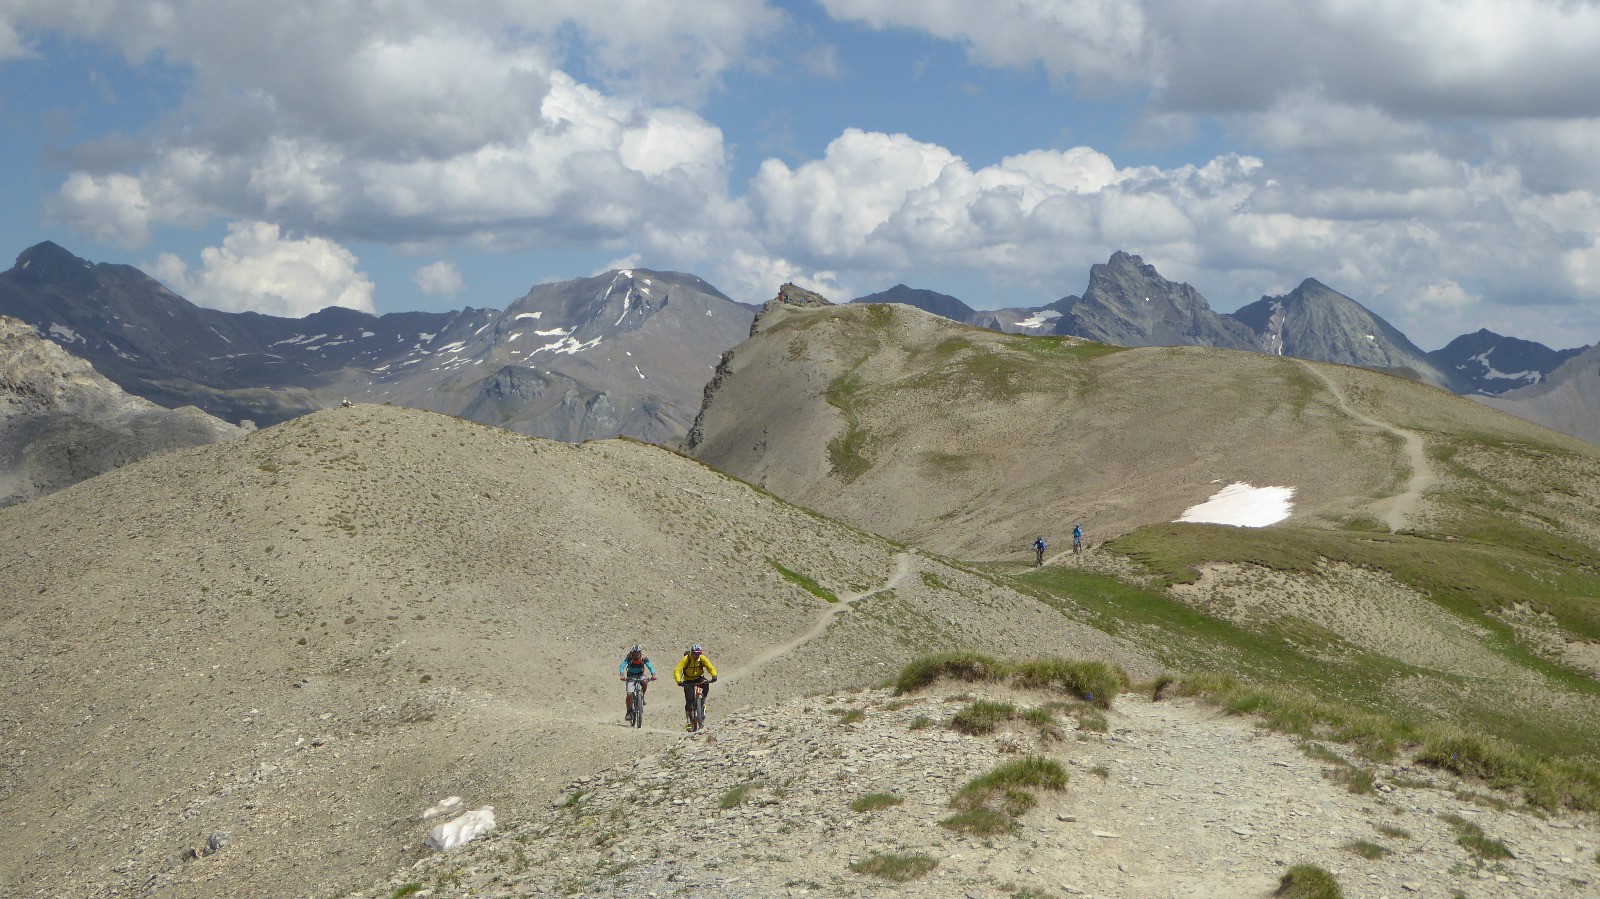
<box><xmin>0</xmin><ymin>313</ymin><xmax>242</xmax><ymax>505</ymax></box>
<box><xmin>0</xmin><ymin>242</ymin><xmax>752</xmax><ymax>442</ymax></box>
<box><xmin>857</xmin><ymin>252</ymin><xmax>1590</xmax><ymax>399</ymax></box>
<box><xmin>1428</xmin><ymin>329</ymin><xmax>1588</xmax><ymax>396</ymax></box>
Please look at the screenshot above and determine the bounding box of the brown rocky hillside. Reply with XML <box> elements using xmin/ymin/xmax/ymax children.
<box><xmin>0</xmin><ymin>404</ymin><xmax>1143</xmax><ymax>899</ymax></box>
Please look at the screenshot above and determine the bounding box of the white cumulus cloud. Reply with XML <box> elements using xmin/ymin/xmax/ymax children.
<box><xmin>413</xmin><ymin>261</ymin><xmax>464</xmax><ymax>298</ymax></box>
<box><xmin>150</xmin><ymin>222</ymin><xmax>375</xmax><ymax>317</ymax></box>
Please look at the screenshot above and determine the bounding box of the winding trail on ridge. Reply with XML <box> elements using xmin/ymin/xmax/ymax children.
<box><xmin>722</xmin><ymin>551</ymin><xmax>919</xmax><ymax>685</ymax></box>
<box><xmin>1299</xmin><ymin>360</ymin><xmax>1436</xmax><ymax>533</ymax></box>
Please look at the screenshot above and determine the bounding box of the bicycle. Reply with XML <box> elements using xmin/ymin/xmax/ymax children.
<box><xmin>686</xmin><ymin>678</ymin><xmax>710</xmax><ymax>732</ymax></box>
<box><xmin>623</xmin><ymin>676</ymin><xmax>651</xmax><ymax>728</ymax></box>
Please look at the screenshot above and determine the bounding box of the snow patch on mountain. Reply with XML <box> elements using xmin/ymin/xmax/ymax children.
<box><xmin>1468</xmin><ymin>350</ymin><xmax>1541</xmax><ymax>385</ymax></box>
<box><xmin>1177</xmin><ymin>483</ymin><xmax>1295</xmax><ymax>527</ymax></box>
<box><xmin>1015</xmin><ymin>310</ymin><xmax>1061</xmax><ymax>329</ymax></box>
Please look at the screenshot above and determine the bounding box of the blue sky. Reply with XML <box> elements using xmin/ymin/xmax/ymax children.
<box><xmin>4</xmin><ymin>1</ymin><xmax>1600</xmax><ymax>349</ymax></box>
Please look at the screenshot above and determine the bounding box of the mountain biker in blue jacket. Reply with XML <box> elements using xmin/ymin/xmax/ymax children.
<box><xmin>618</xmin><ymin>644</ymin><xmax>656</xmax><ymax>719</ymax></box>
<box><xmin>1073</xmin><ymin>524</ymin><xmax>1083</xmax><ymax>553</ymax></box>
<box><xmin>1033</xmin><ymin>536</ymin><xmax>1046</xmax><ymax>565</ymax></box>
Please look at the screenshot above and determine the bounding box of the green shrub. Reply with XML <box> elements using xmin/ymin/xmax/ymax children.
<box><xmin>391</xmin><ymin>886</ymin><xmax>423</xmax><ymax>899</ymax></box>
<box><xmin>1274</xmin><ymin>864</ymin><xmax>1343</xmax><ymax>899</ymax></box>
<box><xmin>849</xmin><ymin>852</ymin><xmax>936</xmax><ymax>882</ymax></box>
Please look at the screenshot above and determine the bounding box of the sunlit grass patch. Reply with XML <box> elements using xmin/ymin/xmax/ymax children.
<box><xmin>849</xmin><ymin>852</ymin><xmax>936</xmax><ymax>882</ymax></box>
<box><xmin>1274</xmin><ymin>864</ymin><xmax>1343</xmax><ymax>899</ymax></box>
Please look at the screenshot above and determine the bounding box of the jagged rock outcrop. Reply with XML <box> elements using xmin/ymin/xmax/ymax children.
<box><xmin>1051</xmin><ymin>251</ymin><xmax>1256</xmax><ymax>349</ymax></box>
<box><xmin>0</xmin><ymin>314</ymin><xmax>242</xmax><ymax>505</ymax></box>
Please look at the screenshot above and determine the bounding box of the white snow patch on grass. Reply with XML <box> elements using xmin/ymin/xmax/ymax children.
<box><xmin>425</xmin><ymin>806</ymin><xmax>495</xmax><ymax>851</ymax></box>
<box><xmin>1177</xmin><ymin>482</ymin><xmax>1295</xmax><ymax>527</ymax></box>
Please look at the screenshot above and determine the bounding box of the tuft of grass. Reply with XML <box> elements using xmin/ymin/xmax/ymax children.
<box><xmin>391</xmin><ymin>885</ymin><xmax>423</xmax><ymax>899</ymax></box>
<box><xmin>943</xmin><ymin>756</ymin><xmax>1067</xmax><ymax>835</ymax></box>
<box><xmin>1376</xmin><ymin>823</ymin><xmax>1412</xmax><ymax>839</ymax></box>
<box><xmin>1149</xmin><ymin>674</ymin><xmax>1178</xmax><ymax>701</ymax></box>
<box><xmin>827</xmin><ymin>707</ymin><xmax>865</xmax><ymax>725</ymax></box>
<box><xmin>1075</xmin><ymin>708</ymin><xmax>1109</xmax><ymax>733</ymax></box>
<box><xmin>768</xmin><ymin>560</ymin><xmax>839</xmax><ymax>603</ymax></box>
<box><xmin>1343</xmin><ymin>840</ymin><xmax>1390</xmax><ymax>859</ymax></box>
<box><xmin>1440</xmin><ymin>813</ymin><xmax>1515</xmax><ymax>860</ymax></box>
<box><xmin>940</xmin><ymin>806</ymin><xmax>1014</xmax><ymax>836</ymax></box>
<box><xmin>1274</xmin><ymin>864</ymin><xmax>1343</xmax><ymax>899</ymax></box>
<box><xmin>719</xmin><ymin>781</ymin><xmax>762</xmax><ymax>809</ymax></box>
<box><xmin>1327</xmin><ymin>765</ymin><xmax>1376</xmax><ymax>795</ymax></box>
<box><xmin>950</xmin><ymin>699</ymin><xmax>1018</xmax><ymax>735</ymax></box>
<box><xmin>1021</xmin><ymin>706</ymin><xmax>1056</xmax><ymax>727</ymax></box>
<box><xmin>895</xmin><ymin>651</ymin><xmax>1009</xmax><ymax>693</ymax></box>
<box><xmin>849</xmin><ymin>852</ymin><xmax>936</xmax><ymax>882</ymax></box>
<box><xmin>908</xmin><ymin>715</ymin><xmax>933</xmax><ymax>730</ymax></box>
<box><xmin>894</xmin><ymin>652</ymin><xmax>1128</xmax><ymax>708</ymax></box>
<box><xmin>849</xmin><ymin>793</ymin><xmax>903</xmax><ymax>813</ymax></box>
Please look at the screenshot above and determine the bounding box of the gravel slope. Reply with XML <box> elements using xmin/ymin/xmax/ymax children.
<box><xmin>351</xmin><ymin>683</ymin><xmax>1600</xmax><ymax>899</ymax></box>
<box><xmin>0</xmin><ymin>404</ymin><xmax>1146</xmax><ymax>898</ymax></box>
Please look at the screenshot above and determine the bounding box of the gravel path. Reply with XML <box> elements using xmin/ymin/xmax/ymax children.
<box><xmin>1299</xmin><ymin>360</ymin><xmax>1437</xmax><ymax>533</ymax></box>
<box><xmin>352</xmin><ymin>684</ymin><xmax>1600</xmax><ymax>899</ymax></box>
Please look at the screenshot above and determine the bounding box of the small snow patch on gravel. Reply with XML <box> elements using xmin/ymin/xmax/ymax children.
<box><xmin>1177</xmin><ymin>483</ymin><xmax>1294</xmax><ymax>527</ymax></box>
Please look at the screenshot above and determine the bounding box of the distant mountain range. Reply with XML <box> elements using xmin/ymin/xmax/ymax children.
<box><xmin>854</xmin><ymin>250</ymin><xmax>1589</xmax><ymax>400</ymax></box>
<box><xmin>1</xmin><ymin>240</ymin><xmax>1592</xmax><ymax>447</ymax></box>
<box><xmin>0</xmin><ymin>242</ymin><xmax>752</xmax><ymax>442</ymax></box>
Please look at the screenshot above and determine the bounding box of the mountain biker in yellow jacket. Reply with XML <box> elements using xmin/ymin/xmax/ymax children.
<box><xmin>674</xmin><ymin>643</ymin><xmax>718</xmax><ymax>729</ymax></box>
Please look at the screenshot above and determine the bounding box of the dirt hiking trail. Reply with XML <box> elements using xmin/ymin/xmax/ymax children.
<box><xmin>1300</xmin><ymin>360</ymin><xmax>1436</xmax><ymax>532</ymax></box>
<box><xmin>723</xmin><ymin>551</ymin><xmax>918</xmax><ymax>685</ymax></box>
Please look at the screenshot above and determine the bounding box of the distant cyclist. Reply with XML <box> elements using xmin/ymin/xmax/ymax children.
<box><xmin>618</xmin><ymin>644</ymin><xmax>656</xmax><ymax>720</ymax></box>
<box><xmin>674</xmin><ymin>643</ymin><xmax>718</xmax><ymax>731</ymax></box>
<box><xmin>1033</xmin><ymin>536</ymin><xmax>1046</xmax><ymax>566</ymax></box>
<box><xmin>1072</xmin><ymin>524</ymin><xmax>1083</xmax><ymax>554</ymax></box>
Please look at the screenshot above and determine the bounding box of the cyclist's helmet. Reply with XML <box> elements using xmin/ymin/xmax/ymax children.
<box><xmin>690</xmin><ymin>643</ymin><xmax>703</xmax><ymax>656</ymax></box>
<box><xmin>629</xmin><ymin>643</ymin><xmax>643</xmax><ymax>657</ymax></box>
